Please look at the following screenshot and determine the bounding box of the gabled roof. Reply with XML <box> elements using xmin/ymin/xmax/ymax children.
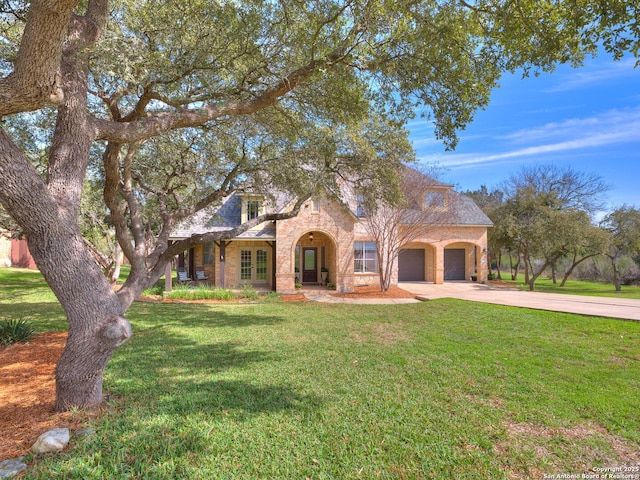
<box><xmin>445</xmin><ymin>191</ymin><xmax>493</xmax><ymax>226</ymax></box>
<box><xmin>396</xmin><ymin>165</ymin><xmax>492</xmax><ymax>226</ymax></box>
<box><xmin>170</xmin><ymin>166</ymin><xmax>491</xmax><ymax>240</ymax></box>
<box><xmin>170</xmin><ymin>193</ymin><xmax>280</xmax><ymax>240</ymax></box>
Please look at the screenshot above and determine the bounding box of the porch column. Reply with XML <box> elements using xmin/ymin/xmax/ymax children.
<box><xmin>188</xmin><ymin>247</ymin><xmax>195</xmax><ymax>277</ymax></box>
<box><xmin>434</xmin><ymin>245</ymin><xmax>444</xmax><ymax>284</ymax></box>
<box><xmin>164</xmin><ymin>260</ymin><xmax>172</xmax><ymax>292</ymax></box>
<box><xmin>478</xmin><ymin>246</ymin><xmax>488</xmax><ymax>283</ymax></box>
<box><xmin>217</xmin><ymin>241</ymin><xmax>227</xmax><ymax>289</ymax></box>
<box><xmin>267</xmin><ymin>241</ymin><xmax>276</xmax><ymax>291</ymax></box>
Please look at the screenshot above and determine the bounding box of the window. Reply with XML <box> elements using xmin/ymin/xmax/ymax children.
<box><xmin>311</xmin><ymin>198</ymin><xmax>320</xmax><ymax>213</ymax></box>
<box><xmin>425</xmin><ymin>191</ymin><xmax>445</xmax><ymax>208</ymax></box>
<box><xmin>356</xmin><ymin>195</ymin><xmax>368</xmax><ymax>218</ymax></box>
<box><xmin>354</xmin><ymin>241</ymin><xmax>378</xmax><ymax>273</ymax></box>
<box><xmin>203</xmin><ymin>242</ymin><xmax>215</xmax><ymax>265</ymax></box>
<box><xmin>247</xmin><ymin>200</ymin><xmax>260</xmax><ymax>220</ymax></box>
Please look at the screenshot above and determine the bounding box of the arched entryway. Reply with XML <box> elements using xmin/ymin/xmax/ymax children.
<box><xmin>293</xmin><ymin>230</ymin><xmax>337</xmax><ymax>286</ymax></box>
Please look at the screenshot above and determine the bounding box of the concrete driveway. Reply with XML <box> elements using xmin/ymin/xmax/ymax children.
<box><xmin>400</xmin><ymin>281</ymin><xmax>640</xmax><ymax>321</ymax></box>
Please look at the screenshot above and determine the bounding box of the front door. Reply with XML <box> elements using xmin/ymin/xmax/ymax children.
<box><xmin>302</xmin><ymin>247</ymin><xmax>317</xmax><ymax>283</ymax></box>
<box><xmin>240</xmin><ymin>248</ymin><xmax>269</xmax><ymax>285</ymax></box>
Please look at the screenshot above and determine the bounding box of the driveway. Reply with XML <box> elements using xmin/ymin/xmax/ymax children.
<box><xmin>400</xmin><ymin>281</ymin><xmax>640</xmax><ymax>321</ymax></box>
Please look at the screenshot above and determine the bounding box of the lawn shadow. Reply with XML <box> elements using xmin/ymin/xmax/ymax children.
<box><xmin>0</xmin><ymin>301</ymin><xmax>67</xmax><ymax>330</ymax></box>
<box><xmin>129</xmin><ymin>301</ymin><xmax>288</xmax><ymax>329</ymax></box>
<box><xmin>105</xmin><ymin>312</ymin><xmax>318</xmax><ymax>419</ymax></box>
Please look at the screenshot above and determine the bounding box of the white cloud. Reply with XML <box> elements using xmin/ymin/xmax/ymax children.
<box><xmin>417</xmin><ymin>107</ymin><xmax>640</xmax><ymax>169</ymax></box>
<box><xmin>499</xmin><ymin>106</ymin><xmax>640</xmax><ymax>144</ymax></box>
<box><xmin>546</xmin><ymin>58</ymin><xmax>637</xmax><ymax>92</ymax></box>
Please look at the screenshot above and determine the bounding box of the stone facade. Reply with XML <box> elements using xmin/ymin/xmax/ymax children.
<box><xmin>276</xmin><ymin>196</ymin><xmax>354</xmax><ymax>293</ymax></box>
<box><xmin>169</xmin><ymin>179</ymin><xmax>492</xmax><ymax>293</ymax></box>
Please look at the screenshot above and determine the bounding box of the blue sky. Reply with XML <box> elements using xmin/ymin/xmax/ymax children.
<box><xmin>409</xmin><ymin>55</ymin><xmax>640</xmax><ymax>212</ymax></box>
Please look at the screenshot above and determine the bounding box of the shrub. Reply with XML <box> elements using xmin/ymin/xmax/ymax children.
<box><xmin>0</xmin><ymin>316</ymin><xmax>35</xmax><ymax>347</ymax></box>
<box><xmin>165</xmin><ymin>285</ymin><xmax>237</xmax><ymax>301</ymax></box>
<box><xmin>294</xmin><ymin>283</ymin><xmax>302</xmax><ymax>289</ymax></box>
<box><xmin>261</xmin><ymin>291</ymin><xmax>282</xmax><ymax>303</ymax></box>
<box><xmin>237</xmin><ymin>283</ymin><xmax>259</xmax><ymax>300</ymax></box>
<box><xmin>143</xmin><ymin>285</ymin><xmax>164</xmax><ymax>296</ymax></box>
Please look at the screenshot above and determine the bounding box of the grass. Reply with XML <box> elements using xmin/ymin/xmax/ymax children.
<box><xmin>494</xmin><ymin>273</ymin><xmax>640</xmax><ymax>299</ymax></box>
<box><xmin>1</xmin><ymin>268</ymin><xmax>639</xmax><ymax>478</ymax></box>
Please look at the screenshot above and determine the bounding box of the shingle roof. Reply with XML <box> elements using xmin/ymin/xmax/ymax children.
<box><xmin>171</xmin><ymin>193</ymin><xmax>282</xmax><ymax>240</ymax></box>
<box><xmin>170</xmin><ymin>169</ymin><xmax>491</xmax><ymax>240</ymax></box>
<box><xmin>446</xmin><ymin>191</ymin><xmax>493</xmax><ymax>226</ymax></box>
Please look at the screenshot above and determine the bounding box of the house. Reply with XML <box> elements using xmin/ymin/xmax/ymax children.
<box><xmin>0</xmin><ymin>235</ymin><xmax>10</xmax><ymax>267</ymax></box>
<box><xmin>169</xmin><ymin>170</ymin><xmax>492</xmax><ymax>293</ymax></box>
<box><xmin>0</xmin><ymin>234</ymin><xmax>37</xmax><ymax>269</ymax></box>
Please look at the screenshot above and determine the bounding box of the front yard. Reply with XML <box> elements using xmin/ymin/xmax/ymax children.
<box><xmin>1</xmin><ymin>268</ymin><xmax>639</xmax><ymax>478</ymax></box>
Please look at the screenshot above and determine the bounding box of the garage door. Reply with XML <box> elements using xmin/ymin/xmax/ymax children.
<box><xmin>444</xmin><ymin>249</ymin><xmax>466</xmax><ymax>280</ymax></box>
<box><xmin>398</xmin><ymin>249</ymin><xmax>425</xmax><ymax>281</ymax></box>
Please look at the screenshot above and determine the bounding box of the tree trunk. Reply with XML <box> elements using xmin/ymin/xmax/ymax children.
<box><xmin>560</xmin><ymin>253</ymin><xmax>598</xmax><ymax>287</ymax></box>
<box><xmin>109</xmin><ymin>242</ymin><xmax>122</xmax><ymax>284</ymax></box>
<box><xmin>610</xmin><ymin>256</ymin><xmax>622</xmax><ymax>292</ymax></box>
<box><xmin>26</xmin><ymin>223</ymin><xmax>132</xmax><ymax>411</ymax></box>
<box><xmin>510</xmin><ymin>253</ymin><xmax>520</xmax><ymax>281</ymax></box>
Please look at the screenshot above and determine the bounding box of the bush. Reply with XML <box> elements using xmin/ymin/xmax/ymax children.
<box><xmin>143</xmin><ymin>285</ymin><xmax>164</xmax><ymax>296</ymax></box>
<box><xmin>165</xmin><ymin>285</ymin><xmax>237</xmax><ymax>301</ymax></box>
<box><xmin>261</xmin><ymin>291</ymin><xmax>282</xmax><ymax>303</ymax></box>
<box><xmin>0</xmin><ymin>316</ymin><xmax>35</xmax><ymax>347</ymax></box>
<box><xmin>237</xmin><ymin>283</ymin><xmax>259</xmax><ymax>300</ymax></box>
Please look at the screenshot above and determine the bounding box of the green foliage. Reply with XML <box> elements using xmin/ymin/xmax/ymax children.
<box><xmin>601</xmin><ymin>206</ymin><xmax>640</xmax><ymax>257</ymax></box>
<box><xmin>142</xmin><ymin>285</ymin><xmax>163</xmax><ymax>296</ymax></box>
<box><xmin>489</xmin><ymin>165</ymin><xmax>612</xmax><ymax>289</ymax></box>
<box><xmin>0</xmin><ymin>315</ymin><xmax>35</xmax><ymax>346</ymax></box>
<box><xmin>237</xmin><ymin>283</ymin><xmax>259</xmax><ymax>301</ymax></box>
<box><xmin>165</xmin><ymin>285</ymin><xmax>237</xmax><ymax>301</ymax></box>
<box><xmin>260</xmin><ymin>291</ymin><xmax>282</xmax><ymax>303</ymax></box>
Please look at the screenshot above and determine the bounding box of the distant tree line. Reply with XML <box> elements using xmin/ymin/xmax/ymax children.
<box><xmin>465</xmin><ymin>164</ymin><xmax>640</xmax><ymax>291</ymax></box>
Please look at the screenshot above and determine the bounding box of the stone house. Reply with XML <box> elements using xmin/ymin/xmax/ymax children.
<box><xmin>0</xmin><ymin>234</ymin><xmax>37</xmax><ymax>269</ymax></box>
<box><xmin>169</xmin><ymin>170</ymin><xmax>492</xmax><ymax>294</ymax></box>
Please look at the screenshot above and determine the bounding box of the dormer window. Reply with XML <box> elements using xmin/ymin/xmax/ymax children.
<box><xmin>247</xmin><ymin>200</ymin><xmax>260</xmax><ymax>220</ymax></box>
<box><xmin>242</xmin><ymin>196</ymin><xmax>263</xmax><ymax>223</ymax></box>
<box><xmin>425</xmin><ymin>191</ymin><xmax>445</xmax><ymax>208</ymax></box>
<box><xmin>356</xmin><ymin>195</ymin><xmax>368</xmax><ymax>218</ymax></box>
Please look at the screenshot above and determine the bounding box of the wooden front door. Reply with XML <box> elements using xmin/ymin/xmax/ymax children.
<box><xmin>302</xmin><ymin>247</ymin><xmax>317</xmax><ymax>283</ymax></box>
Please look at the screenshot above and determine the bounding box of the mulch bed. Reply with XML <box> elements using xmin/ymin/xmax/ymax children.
<box><xmin>331</xmin><ymin>285</ymin><xmax>417</xmax><ymax>299</ymax></box>
<box><xmin>0</xmin><ymin>332</ymin><xmax>96</xmax><ymax>460</ymax></box>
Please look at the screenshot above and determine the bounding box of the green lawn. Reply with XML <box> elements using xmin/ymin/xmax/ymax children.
<box><xmin>2</xmin><ymin>268</ymin><xmax>639</xmax><ymax>479</ymax></box>
<box><xmin>494</xmin><ymin>273</ymin><xmax>640</xmax><ymax>299</ymax></box>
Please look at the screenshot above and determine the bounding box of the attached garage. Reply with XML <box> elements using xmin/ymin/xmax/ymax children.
<box><xmin>398</xmin><ymin>249</ymin><xmax>425</xmax><ymax>281</ymax></box>
<box><xmin>444</xmin><ymin>248</ymin><xmax>466</xmax><ymax>280</ymax></box>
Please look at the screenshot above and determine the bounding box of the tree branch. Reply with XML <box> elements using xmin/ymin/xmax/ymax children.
<box><xmin>0</xmin><ymin>0</ymin><xmax>78</xmax><ymax>116</ymax></box>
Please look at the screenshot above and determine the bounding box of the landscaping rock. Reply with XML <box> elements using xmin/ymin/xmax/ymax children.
<box><xmin>0</xmin><ymin>457</ymin><xmax>27</xmax><ymax>478</ymax></box>
<box><xmin>31</xmin><ymin>428</ymin><xmax>70</xmax><ymax>454</ymax></box>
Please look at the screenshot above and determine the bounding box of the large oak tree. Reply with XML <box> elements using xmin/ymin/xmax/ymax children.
<box><xmin>0</xmin><ymin>0</ymin><xmax>637</xmax><ymax>410</ymax></box>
